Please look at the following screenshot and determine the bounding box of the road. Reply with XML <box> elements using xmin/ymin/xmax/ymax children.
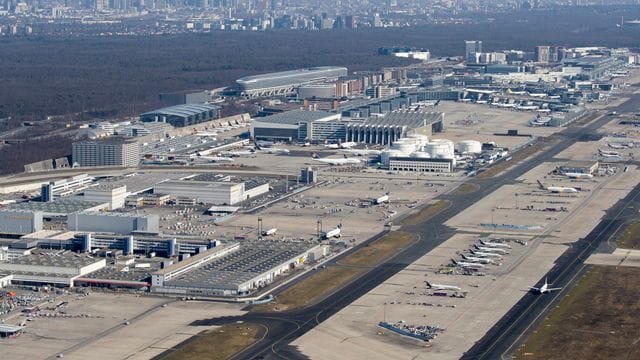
<box><xmin>180</xmin><ymin>96</ymin><xmax>640</xmax><ymax>360</ymax></box>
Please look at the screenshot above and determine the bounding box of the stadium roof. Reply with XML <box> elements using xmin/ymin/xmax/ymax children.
<box><xmin>140</xmin><ymin>104</ymin><xmax>219</xmax><ymax>118</ymax></box>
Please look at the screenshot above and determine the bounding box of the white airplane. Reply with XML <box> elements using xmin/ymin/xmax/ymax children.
<box><xmin>537</xmin><ymin>180</ymin><xmax>579</xmax><ymax>194</ymax></box>
<box><xmin>198</xmin><ymin>155</ymin><xmax>234</xmax><ymax>163</ymax></box>
<box><xmin>599</xmin><ymin>149</ymin><xmax>621</xmax><ymax>156</ymax></box>
<box><xmin>479</xmin><ymin>239</ymin><xmax>512</xmax><ymax>248</ymax></box>
<box><xmin>469</xmin><ymin>250</ymin><xmax>503</xmax><ymax>259</ymax></box>
<box><xmin>426</xmin><ymin>281</ymin><xmax>461</xmax><ymax>291</ymax></box>
<box><xmin>373</xmin><ymin>194</ymin><xmax>389</xmax><ymax>205</ymax></box>
<box><xmin>255</xmin><ymin>140</ymin><xmax>275</xmax><ymax>147</ymax></box>
<box><xmin>608</xmin><ymin>142</ymin><xmax>633</xmax><ymax>149</ymax></box>
<box><xmin>322</xmin><ymin>226</ymin><xmax>341</xmax><ymax>239</ymax></box>
<box><xmin>195</xmin><ymin>131</ymin><xmax>218</xmax><ymax>137</ymax></box>
<box><xmin>528</xmin><ymin>93</ymin><xmax>547</xmax><ymax>98</ymax></box>
<box><xmin>223</xmin><ymin>150</ymin><xmax>254</xmax><ymax>157</ymax></box>
<box><xmin>451</xmin><ymin>259</ymin><xmax>486</xmax><ymax>269</ymax></box>
<box><xmin>474</xmin><ymin>246</ymin><xmax>509</xmax><ymax>255</ymax></box>
<box><xmin>461</xmin><ymin>254</ymin><xmax>496</xmax><ymax>264</ymax></box>
<box><xmin>530</xmin><ymin>278</ymin><xmax>562</xmax><ymax>294</ymax></box>
<box><xmin>563</xmin><ymin>172</ymin><xmax>593</xmax><ymax>179</ymax></box>
<box><xmin>257</xmin><ymin>147</ymin><xmax>290</xmax><ymax>154</ymax></box>
<box><xmin>313</xmin><ymin>155</ymin><xmax>362</xmax><ymax>165</ymax></box>
<box><xmin>261</xmin><ymin>228</ymin><xmax>277</xmax><ymax>236</ymax></box>
<box><xmin>516</xmin><ymin>105</ymin><xmax>540</xmax><ymax>111</ymax></box>
<box><xmin>529</xmin><ymin>117</ymin><xmax>551</xmax><ymax>126</ymax></box>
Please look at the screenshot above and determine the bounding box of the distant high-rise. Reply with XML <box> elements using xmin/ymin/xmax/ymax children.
<box><xmin>465</xmin><ymin>40</ymin><xmax>482</xmax><ymax>62</ymax></box>
<box><xmin>535</xmin><ymin>46</ymin><xmax>551</xmax><ymax>63</ymax></box>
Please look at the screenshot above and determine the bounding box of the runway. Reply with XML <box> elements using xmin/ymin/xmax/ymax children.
<box><xmin>185</xmin><ymin>96</ymin><xmax>640</xmax><ymax>360</ymax></box>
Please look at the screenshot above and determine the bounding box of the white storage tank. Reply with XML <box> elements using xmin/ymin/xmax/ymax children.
<box><xmin>391</xmin><ymin>140</ymin><xmax>416</xmax><ymax>154</ymax></box>
<box><xmin>424</xmin><ymin>139</ymin><xmax>455</xmax><ymax>159</ymax></box>
<box><xmin>406</xmin><ymin>134</ymin><xmax>429</xmax><ymax>147</ymax></box>
<box><xmin>458</xmin><ymin>140</ymin><xmax>482</xmax><ymax>154</ymax></box>
<box><xmin>381</xmin><ymin>149</ymin><xmax>406</xmax><ymax>167</ymax></box>
<box><xmin>409</xmin><ymin>151</ymin><xmax>431</xmax><ymax>158</ymax></box>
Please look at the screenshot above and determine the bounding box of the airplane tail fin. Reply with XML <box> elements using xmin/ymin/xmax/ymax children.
<box><xmin>312</xmin><ymin>152</ymin><xmax>320</xmax><ymax>159</ymax></box>
<box><xmin>426</xmin><ymin>281</ymin><xmax>432</xmax><ymax>288</ymax></box>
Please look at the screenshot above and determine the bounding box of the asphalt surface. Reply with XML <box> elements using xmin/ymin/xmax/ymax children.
<box><xmin>182</xmin><ymin>95</ymin><xmax>639</xmax><ymax>360</ymax></box>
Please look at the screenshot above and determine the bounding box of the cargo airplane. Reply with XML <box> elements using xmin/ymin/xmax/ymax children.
<box><xmin>537</xmin><ymin>180</ymin><xmax>579</xmax><ymax>193</ymax></box>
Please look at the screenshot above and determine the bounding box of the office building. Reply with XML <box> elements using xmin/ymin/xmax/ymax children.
<box><xmin>536</xmin><ymin>46</ymin><xmax>551</xmax><ymax>63</ymax></box>
<box><xmin>68</xmin><ymin>212</ymin><xmax>159</xmax><ymax>234</ymax></box>
<box><xmin>465</xmin><ymin>40</ymin><xmax>483</xmax><ymax>62</ymax></box>
<box><xmin>83</xmin><ymin>185</ymin><xmax>127</xmax><ymax>210</ymax></box>
<box><xmin>72</xmin><ymin>138</ymin><xmax>140</xmax><ymax>168</ymax></box>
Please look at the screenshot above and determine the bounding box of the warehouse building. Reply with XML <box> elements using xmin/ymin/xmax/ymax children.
<box><xmin>159</xmin><ymin>90</ymin><xmax>210</xmax><ymax>106</ymax></box>
<box><xmin>6</xmin><ymin>200</ymin><xmax>109</xmax><ymax>218</ymax></box>
<box><xmin>0</xmin><ymin>210</ymin><xmax>43</xmax><ymax>235</ymax></box>
<box><xmin>0</xmin><ymin>250</ymin><xmax>106</xmax><ymax>287</ymax></box>
<box><xmin>68</xmin><ymin>212</ymin><xmax>160</xmax><ymax>235</ymax></box>
<box><xmin>236</xmin><ymin>66</ymin><xmax>348</xmax><ymax>97</ymax></box>
<box><xmin>83</xmin><ymin>185</ymin><xmax>127</xmax><ymax>210</ymax></box>
<box><xmin>154</xmin><ymin>180</ymin><xmax>269</xmax><ymax>205</ymax></box>
<box><xmin>152</xmin><ymin>241</ymin><xmax>324</xmax><ymax>297</ymax></box>
<box><xmin>140</xmin><ymin>104</ymin><xmax>220</xmax><ymax>128</ymax></box>
<box><xmin>72</xmin><ymin>138</ymin><xmax>140</xmax><ymax>168</ymax></box>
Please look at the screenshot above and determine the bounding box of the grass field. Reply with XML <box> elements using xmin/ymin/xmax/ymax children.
<box><xmin>400</xmin><ymin>200</ymin><xmax>450</xmax><ymax>226</ymax></box>
<box><xmin>339</xmin><ymin>232</ymin><xmax>415</xmax><ymax>267</ymax></box>
<box><xmin>158</xmin><ymin>324</ymin><xmax>261</xmax><ymax>360</ymax></box>
<box><xmin>252</xmin><ymin>266</ymin><xmax>364</xmax><ymax>312</ymax></box>
<box><xmin>516</xmin><ymin>266</ymin><xmax>640</xmax><ymax>359</ymax></box>
<box><xmin>615</xmin><ymin>220</ymin><xmax>640</xmax><ymax>249</ymax></box>
<box><xmin>451</xmin><ymin>183</ymin><xmax>479</xmax><ymax>195</ymax></box>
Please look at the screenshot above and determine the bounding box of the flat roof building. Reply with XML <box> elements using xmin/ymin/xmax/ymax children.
<box><xmin>72</xmin><ymin>138</ymin><xmax>140</xmax><ymax>168</ymax></box>
<box><xmin>236</xmin><ymin>67</ymin><xmax>348</xmax><ymax>97</ymax></box>
<box><xmin>0</xmin><ymin>210</ymin><xmax>43</xmax><ymax>235</ymax></box>
<box><xmin>0</xmin><ymin>250</ymin><xmax>106</xmax><ymax>287</ymax></box>
<box><xmin>140</xmin><ymin>104</ymin><xmax>220</xmax><ymax>128</ymax></box>
<box><xmin>68</xmin><ymin>212</ymin><xmax>160</xmax><ymax>235</ymax></box>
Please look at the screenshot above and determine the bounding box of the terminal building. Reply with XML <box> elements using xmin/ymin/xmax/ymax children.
<box><xmin>140</xmin><ymin>104</ymin><xmax>220</xmax><ymax>128</ymax></box>
<box><xmin>72</xmin><ymin>138</ymin><xmax>140</xmax><ymax>168</ymax></box>
<box><xmin>251</xmin><ymin>109</ymin><xmax>443</xmax><ymax>145</ymax></box>
<box><xmin>235</xmin><ymin>67</ymin><xmax>348</xmax><ymax>97</ymax></box>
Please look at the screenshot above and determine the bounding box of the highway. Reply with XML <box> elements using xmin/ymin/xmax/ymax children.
<box><xmin>185</xmin><ymin>95</ymin><xmax>639</xmax><ymax>360</ymax></box>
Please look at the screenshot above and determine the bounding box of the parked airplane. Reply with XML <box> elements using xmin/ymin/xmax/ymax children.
<box><xmin>223</xmin><ymin>149</ymin><xmax>255</xmax><ymax>157</ymax></box>
<box><xmin>479</xmin><ymin>239</ymin><xmax>512</xmax><ymax>248</ymax></box>
<box><xmin>469</xmin><ymin>250</ymin><xmax>503</xmax><ymax>259</ymax></box>
<box><xmin>474</xmin><ymin>246</ymin><xmax>509</xmax><ymax>255</ymax></box>
<box><xmin>322</xmin><ymin>226</ymin><xmax>342</xmax><ymax>239</ymax></box>
<box><xmin>198</xmin><ymin>155</ymin><xmax>234</xmax><ymax>163</ymax></box>
<box><xmin>373</xmin><ymin>194</ymin><xmax>389</xmax><ymax>205</ymax></box>
<box><xmin>255</xmin><ymin>140</ymin><xmax>275</xmax><ymax>147</ymax></box>
<box><xmin>461</xmin><ymin>254</ymin><xmax>496</xmax><ymax>264</ymax></box>
<box><xmin>340</xmin><ymin>148</ymin><xmax>382</xmax><ymax>156</ymax></box>
<box><xmin>563</xmin><ymin>172</ymin><xmax>593</xmax><ymax>179</ymax></box>
<box><xmin>426</xmin><ymin>282</ymin><xmax>461</xmax><ymax>291</ymax></box>
<box><xmin>608</xmin><ymin>142</ymin><xmax>633</xmax><ymax>149</ymax></box>
<box><xmin>530</xmin><ymin>278</ymin><xmax>562</xmax><ymax>294</ymax></box>
<box><xmin>256</xmin><ymin>147</ymin><xmax>290</xmax><ymax>154</ymax></box>
<box><xmin>451</xmin><ymin>259</ymin><xmax>486</xmax><ymax>269</ymax></box>
<box><xmin>537</xmin><ymin>180</ymin><xmax>579</xmax><ymax>193</ymax></box>
<box><xmin>529</xmin><ymin>117</ymin><xmax>551</xmax><ymax>126</ymax></box>
<box><xmin>324</xmin><ymin>141</ymin><xmax>358</xmax><ymax>149</ymax></box>
<box><xmin>313</xmin><ymin>154</ymin><xmax>362</xmax><ymax>165</ymax></box>
<box><xmin>261</xmin><ymin>228</ymin><xmax>277</xmax><ymax>236</ymax></box>
<box><xmin>598</xmin><ymin>149</ymin><xmax>621</xmax><ymax>156</ymax></box>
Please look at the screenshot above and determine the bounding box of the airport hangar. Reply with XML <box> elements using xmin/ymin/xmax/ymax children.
<box><xmin>235</xmin><ymin>66</ymin><xmax>348</xmax><ymax>97</ymax></box>
<box><xmin>140</xmin><ymin>104</ymin><xmax>221</xmax><ymax>128</ymax></box>
<box><xmin>251</xmin><ymin>109</ymin><xmax>443</xmax><ymax>145</ymax></box>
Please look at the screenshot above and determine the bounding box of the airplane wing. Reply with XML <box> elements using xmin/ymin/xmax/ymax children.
<box><xmin>529</xmin><ymin>287</ymin><xmax>539</xmax><ymax>291</ymax></box>
<box><xmin>547</xmin><ymin>287</ymin><xmax>562</xmax><ymax>291</ymax></box>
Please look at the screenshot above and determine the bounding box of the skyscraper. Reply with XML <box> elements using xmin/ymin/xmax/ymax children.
<box><xmin>465</xmin><ymin>40</ymin><xmax>482</xmax><ymax>62</ymax></box>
